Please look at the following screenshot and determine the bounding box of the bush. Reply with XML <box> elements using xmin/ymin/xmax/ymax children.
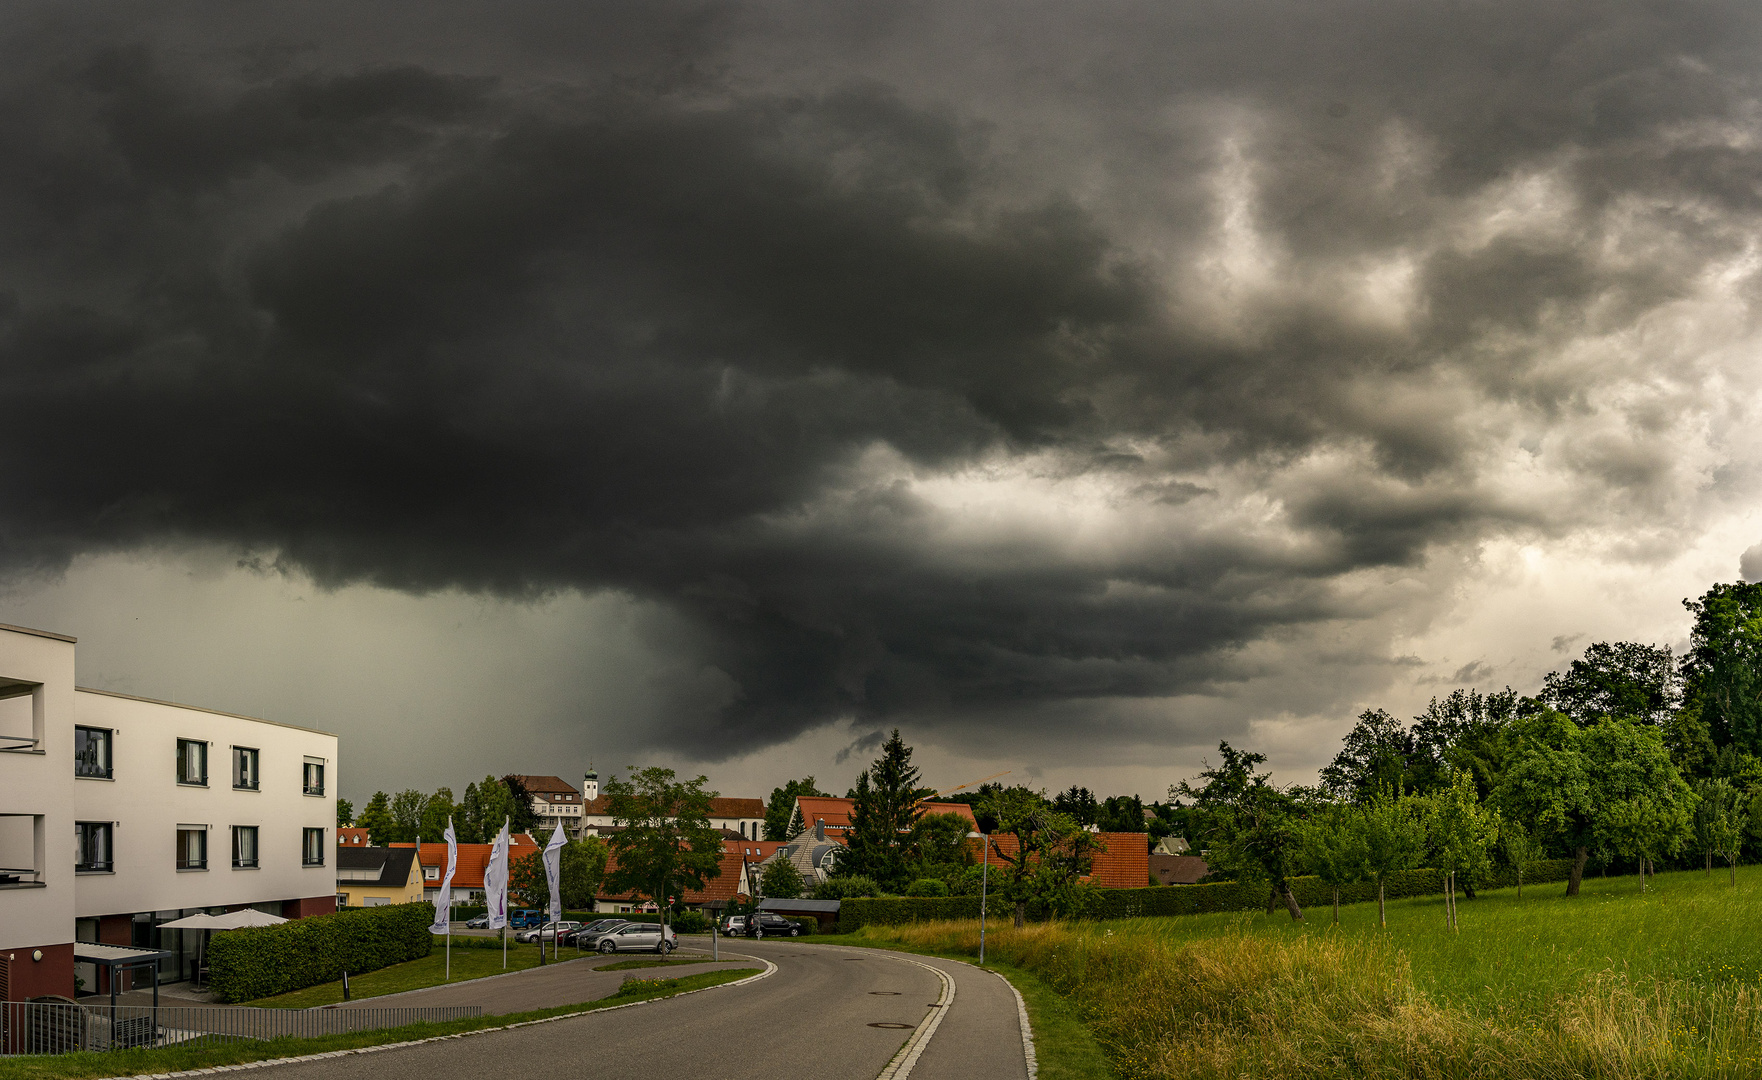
<box><xmin>907</xmin><ymin>878</ymin><xmax>950</xmax><ymax>897</ymax></box>
<box><xmin>207</xmin><ymin>903</ymin><xmax>433</xmax><ymax>1003</ymax></box>
<box><xmin>813</xmin><ymin>875</ymin><xmax>881</xmax><ymax>900</ymax></box>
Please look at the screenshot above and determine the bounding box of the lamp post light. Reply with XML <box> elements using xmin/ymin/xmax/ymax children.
<box><xmin>968</xmin><ymin>829</ymin><xmax>989</xmax><ymax>966</ymax></box>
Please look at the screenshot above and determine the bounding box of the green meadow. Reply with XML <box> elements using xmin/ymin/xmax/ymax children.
<box><xmin>853</xmin><ymin>866</ymin><xmax>1762</xmax><ymax>1078</ymax></box>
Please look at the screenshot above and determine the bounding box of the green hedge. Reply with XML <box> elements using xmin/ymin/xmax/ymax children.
<box><xmin>207</xmin><ymin>903</ymin><xmax>433</xmax><ymax>1003</ymax></box>
<box><xmin>837</xmin><ymin>859</ymin><xmax>1581</xmax><ymax>931</ymax></box>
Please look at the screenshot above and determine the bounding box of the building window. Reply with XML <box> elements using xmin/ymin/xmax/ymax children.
<box><xmin>176</xmin><ymin>739</ymin><xmax>208</xmax><ymax>786</ymax></box>
<box><xmin>302</xmin><ymin>761</ymin><xmax>325</xmax><ymax>796</ymax></box>
<box><xmin>177</xmin><ymin>827</ymin><xmax>208</xmax><ymax>870</ymax></box>
<box><xmin>233</xmin><ymin>747</ymin><xmax>260</xmax><ymax>790</ymax></box>
<box><xmin>75</xmin><ymin>822</ymin><xmax>112</xmax><ymax>872</ymax></box>
<box><xmin>74</xmin><ymin>727</ymin><xmax>112</xmax><ymax>779</ymax></box>
<box><xmin>302</xmin><ymin>827</ymin><xmax>325</xmax><ymax>866</ymax></box>
<box><xmin>232</xmin><ymin>825</ymin><xmax>259</xmax><ymax>869</ymax></box>
<box><xmin>424</xmin><ymin>865</ymin><xmax>439</xmax><ymax>880</ymax></box>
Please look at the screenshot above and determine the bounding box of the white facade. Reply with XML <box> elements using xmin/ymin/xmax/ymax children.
<box><xmin>0</xmin><ymin>622</ymin><xmax>339</xmax><ymax>1000</ymax></box>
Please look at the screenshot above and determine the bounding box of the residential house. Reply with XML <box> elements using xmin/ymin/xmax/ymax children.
<box><xmin>1149</xmin><ymin>854</ymin><xmax>1210</xmax><ymax>885</ymax></box>
<box><xmin>790</xmin><ymin>796</ymin><xmax>978</xmax><ymax>843</ymax></box>
<box><xmin>1</xmin><ymin>622</ymin><xmax>339</xmax><ymax>1001</ymax></box>
<box><xmin>405</xmin><ymin>835</ymin><xmax>540</xmax><ymax>905</ymax></box>
<box><xmin>577</xmin><ymin>778</ymin><xmax>765</xmax><ymax>840</ymax></box>
<box><xmin>335</xmin><ymin>846</ymin><xmax>423</xmax><ymax>908</ymax></box>
<box><xmin>337</xmin><ymin>827</ymin><xmax>372</xmax><ymax>848</ymax></box>
<box><xmin>508</xmin><ymin>775</ymin><xmax>586</xmax><ymax>839</ymax></box>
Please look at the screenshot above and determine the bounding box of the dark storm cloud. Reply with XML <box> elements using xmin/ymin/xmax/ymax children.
<box><xmin>1</xmin><ymin>0</ymin><xmax>1759</xmax><ymax>754</ymax></box>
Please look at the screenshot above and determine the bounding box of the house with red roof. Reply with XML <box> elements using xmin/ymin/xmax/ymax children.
<box><xmin>399</xmin><ymin>834</ymin><xmax>540</xmax><ymax>904</ymax></box>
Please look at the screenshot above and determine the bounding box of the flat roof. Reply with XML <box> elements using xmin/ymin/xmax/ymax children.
<box><xmin>74</xmin><ymin>943</ymin><xmax>172</xmax><ymax>965</ymax></box>
<box><xmin>0</xmin><ymin>621</ymin><xmax>76</xmax><ymax>643</ymax></box>
<box><xmin>74</xmin><ymin>686</ymin><xmax>337</xmax><ymax>737</ymax></box>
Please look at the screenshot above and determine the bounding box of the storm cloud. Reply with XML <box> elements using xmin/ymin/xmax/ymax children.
<box><xmin>3</xmin><ymin>0</ymin><xmax>1761</xmax><ymax>765</ymax></box>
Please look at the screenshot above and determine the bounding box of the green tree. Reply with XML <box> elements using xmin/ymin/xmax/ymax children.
<box><xmin>512</xmin><ymin>836</ymin><xmax>611</xmax><ymax>910</ymax></box>
<box><xmin>910</xmin><ymin>812</ymin><xmax>975</xmax><ymax>868</ymax></box>
<box><xmin>499</xmin><ymin>775</ymin><xmax>541</xmax><ymax>835</ymax></box>
<box><xmin>602</xmin><ymin>767</ymin><xmax>724</xmax><ymax>930</ymax></box>
<box><xmin>979</xmin><ymin>785</ymin><xmax>1097</xmax><ymax>927</ymax></box>
<box><xmin>1409</xmin><ymin>688</ymin><xmax>1524</xmax><ymax>798</ymax></box>
<box><xmin>336</xmin><ymin>797</ymin><xmax>354</xmax><ymax>827</ymax></box>
<box><xmin>1541</xmin><ymin>641</ymin><xmax>1680</xmax><ymax>728</ymax></box>
<box><xmin>389</xmin><ymin>789</ymin><xmax>426</xmax><ymax>844</ymax></box>
<box><xmin>1680</xmin><ymin>582</ymin><xmax>1762</xmax><ymax>754</ymax></box>
<box><xmin>764</xmin><ymin>776</ymin><xmax>828</xmax><ymax>840</ymax></box>
<box><xmin>1296</xmin><ymin>803</ymin><xmax>1369</xmax><ymax>924</ymax></box>
<box><xmin>1356</xmin><ymin>785</ymin><xmax>1427</xmax><ymax>926</ymax></box>
<box><xmin>356</xmin><ymin>791</ymin><xmax>395</xmax><ymax>846</ymax></box>
<box><xmin>811</xmin><ymin>875</ymin><xmax>880</xmax><ymax>900</ymax></box>
<box><xmin>508</xmin><ymin>849</ymin><xmax>549</xmax><ymax>909</ymax></box>
<box><xmin>1052</xmin><ymin>786</ymin><xmax>1099</xmax><ymax>826</ymax></box>
<box><xmin>1320</xmin><ymin>709</ymin><xmax>1413</xmax><ymax>803</ymax></box>
<box><xmin>1177</xmin><ymin>743</ymin><xmax>1306</xmax><ymax>921</ymax></box>
<box><xmin>1096</xmin><ymin>794</ymin><xmax>1147</xmax><ymax>833</ymax></box>
<box><xmin>842</xmin><ymin>730</ymin><xmax>935</xmax><ymax>889</ymax></box>
<box><xmin>1499</xmin><ymin>819</ymin><xmax>1543</xmax><ymax>899</ymax></box>
<box><xmin>1424</xmin><ymin>768</ymin><xmax>1500</xmax><ymax>930</ymax></box>
<box><xmin>760</xmin><ymin>857</ymin><xmax>805</xmax><ymax>899</ymax></box>
<box><xmin>1582</xmin><ymin>717</ymin><xmax>1696</xmax><ymax>892</ymax></box>
<box><xmin>419</xmin><ymin>787</ymin><xmax>456</xmax><ymax>843</ymax></box>
<box><xmin>460</xmin><ymin>775</ymin><xmax>518</xmax><ymax>844</ymax></box>
<box><xmin>1694</xmin><ymin>778</ymin><xmax>1746</xmax><ymax>883</ymax></box>
<box><xmin>1493</xmin><ymin>710</ymin><xmax>1598</xmax><ymax>895</ymax></box>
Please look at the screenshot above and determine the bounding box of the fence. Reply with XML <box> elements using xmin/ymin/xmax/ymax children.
<box><xmin>1</xmin><ymin>1000</ymin><xmax>482</xmax><ymax>1056</ymax></box>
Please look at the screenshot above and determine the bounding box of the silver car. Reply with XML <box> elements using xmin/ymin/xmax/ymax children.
<box><xmin>584</xmin><ymin>921</ymin><xmax>678</xmax><ymax>954</ymax></box>
<box><xmin>516</xmin><ymin>920</ymin><xmax>582</xmax><ymax>944</ymax></box>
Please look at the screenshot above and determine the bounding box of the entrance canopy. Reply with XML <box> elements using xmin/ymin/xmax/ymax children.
<box><xmin>73</xmin><ymin>943</ymin><xmax>174</xmax><ymax>1009</ymax></box>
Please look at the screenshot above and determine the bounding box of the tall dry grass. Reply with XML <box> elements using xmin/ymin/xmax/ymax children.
<box><xmin>858</xmin><ymin>920</ymin><xmax>1762</xmax><ymax>1078</ymax></box>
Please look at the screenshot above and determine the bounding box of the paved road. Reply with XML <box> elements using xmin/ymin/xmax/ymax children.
<box><xmin>261</xmin><ymin>940</ymin><xmax>1030</xmax><ymax>1080</ymax></box>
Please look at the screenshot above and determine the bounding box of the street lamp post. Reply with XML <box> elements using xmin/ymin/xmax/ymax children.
<box><xmin>969</xmin><ymin>829</ymin><xmax>989</xmax><ymax>966</ymax></box>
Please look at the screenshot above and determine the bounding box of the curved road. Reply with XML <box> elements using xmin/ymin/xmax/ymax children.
<box><xmin>262</xmin><ymin>940</ymin><xmax>1030</xmax><ymax>1080</ymax></box>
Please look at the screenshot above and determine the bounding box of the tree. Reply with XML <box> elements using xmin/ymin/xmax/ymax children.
<box><xmin>1320</xmin><ymin>710</ymin><xmax>1414</xmax><ymax>803</ymax></box>
<box><xmin>602</xmin><ymin>767</ymin><xmax>724</xmax><ymax>926</ymax></box>
<box><xmin>1356</xmin><ymin>785</ymin><xmax>1427</xmax><ymax>926</ymax></box>
<box><xmin>1582</xmin><ymin>717</ymin><xmax>1696</xmax><ymax>891</ymax></box>
<box><xmin>1097</xmin><ymin>794</ymin><xmax>1147</xmax><ymax>833</ymax></box>
<box><xmin>1680</xmin><ymin>582</ymin><xmax>1762</xmax><ymax>754</ymax></box>
<box><xmin>909</xmin><ymin>812</ymin><xmax>975</xmax><ymax>870</ymax></box>
<box><xmin>419</xmin><ymin>788</ymin><xmax>456</xmax><ymax>843</ymax></box>
<box><xmin>356</xmin><ymin>791</ymin><xmax>395</xmax><ymax>846</ymax></box>
<box><xmin>336</xmin><ymin>797</ymin><xmax>354</xmax><ymax>827</ymax></box>
<box><xmin>389</xmin><ymin>789</ymin><xmax>427</xmax><ymax>844</ymax></box>
<box><xmin>1296</xmin><ymin>804</ymin><xmax>1369</xmax><ymax>924</ymax></box>
<box><xmin>812</xmin><ymin>875</ymin><xmax>880</xmax><ymax>900</ymax></box>
<box><xmin>979</xmin><ymin>786</ymin><xmax>1096</xmax><ymax>927</ymax></box>
<box><xmin>500</xmin><ymin>775</ymin><xmax>541</xmax><ymax>835</ymax></box>
<box><xmin>842</xmin><ymin>730</ymin><xmax>935</xmax><ymax>889</ymax></box>
<box><xmin>1499</xmin><ymin>820</ymin><xmax>1542</xmax><ymax>899</ymax></box>
<box><xmin>1052</xmin><ymin>786</ymin><xmax>1099</xmax><ymax>826</ymax></box>
<box><xmin>760</xmin><ymin>857</ymin><xmax>805</xmax><ymax>899</ymax></box>
<box><xmin>508</xmin><ymin>849</ymin><xmax>550</xmax><ymax>909</ymax></box>
<box><xmin>1409</xmin><ymin>688</ymin><xmax>1523</xmax><ymax>797</ymax></box>
<box><xmin>514</xmin><ymin>836</ymin><xmax>610</xmax><ymax>910</ymax></box>
<box><xmin>1177</xmin><ymin>743</ymin><xmax>1306</xmax><ymax>921</ymax></box>
<box><xmin>460</xmin><ymin>775</ymin><xmax>518</xmax><ymax>844</ymax></box>
<box><xmin>1541</xmin><ymin>641</ymin><xmax>1680</xmax><ymax>728</ymax></box>
<box><xmin>764</xmin><ymin>777</ymin><xmax>828</xmax><ymax>840</ymax></box>
<box><xmin>1694</xmin><ymin>778</ymin><xmax>1745</xmax><ymax>882</ymax></box>
<box><xmin>1424</xmin><ymin>768</ymin><xmax>1499</xmax><ymax>930</ymax></box>
<box><xmin>1493</xmin><ymin>710</ymin><xmax>1598</xmax><ymax>895</ymax></box>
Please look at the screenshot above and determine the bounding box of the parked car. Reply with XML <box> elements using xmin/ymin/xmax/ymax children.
<box><xmin>718</xmin><ymin>915</ymin><xmax>746</xmax><ymax>935</ymax></box>
<box><xmin>516</xmin><ymin>920</ymin><xmax>583</xmax><ymax>944</ymax></box>
<box><xmin>562</xmin><ymin>919</ymin><xmax>626</xmax><ymax>947</ymax></box>
<box><xmin>508</xmin><ymin>909</ymin><xmax>544</xmax><ymax>930</ymax></box>
<box><xmin>744</xmin><ymin>913</ymin><xmax>803</xmax><ymax>937</ymax></box>
<box><xmin>465</xmin><ymin>914</ymin><xmax>491</xmax><ymax>929</ymax></box>
<box><xmin>581</xmin><ymin>922</ymin><xmax>678</xmax><ymax>954</ymax></box>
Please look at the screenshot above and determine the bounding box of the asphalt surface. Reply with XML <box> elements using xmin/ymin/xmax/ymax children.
<box><xmin>260</xmin><ymin>939</ymin><xmax>1031</xmax><ymax>1080</ymax></box>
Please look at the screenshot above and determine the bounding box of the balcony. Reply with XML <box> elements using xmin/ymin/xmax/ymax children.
<box><xmin>0</xmin><ymin>813</ymin><xmax>44</xmax><ymax>888</ymax></box>
<box><xmin>0</xmin><ymin>679</ymin><xmax>41</xmax><ymax>753</ymax></box>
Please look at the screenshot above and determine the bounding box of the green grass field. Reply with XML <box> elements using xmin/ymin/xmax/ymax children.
<box><xmin>852</xmin><ymin>865</ymin><xmax>1762</xmax><ymax>1079</ymax></box>
<box><xmin>248</xmin><ymin>940</ymin><xmax>591</xmax><ymax>1007</ymax></box>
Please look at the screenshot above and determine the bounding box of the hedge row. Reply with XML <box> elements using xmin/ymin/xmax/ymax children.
<box><xmin>837</xmin><ymin>859</ymin><xmax>1580</xmax><ymax>931</ymax></box>
<box><xmin>207</xmin><ymin>902</ymin><xmax>433</xmax><ymax>1003</ymax></box>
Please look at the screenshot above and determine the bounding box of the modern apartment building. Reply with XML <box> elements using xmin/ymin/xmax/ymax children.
<box><xmin>0</xmin><ymin>623</ymin><xmax>339</xmax><ymax>1001</ymax></box>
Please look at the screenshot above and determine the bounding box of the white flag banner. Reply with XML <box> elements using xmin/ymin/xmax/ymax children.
<box><xmin>429</xmin><ymin>817</ymin><xmax>459</xmax><ymax>934</ymax></box>
<box><xmin>484</xmin><ymin>820</ymin><xmax>511</xmax><ymax>930</ymax></box>
<box><xmin>543</xmin><ymin>823</ymin><xmax>567</xmax><ymax>925</ymax></box>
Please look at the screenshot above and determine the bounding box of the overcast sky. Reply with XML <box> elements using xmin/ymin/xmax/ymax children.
<box><xmin>4</xmin><ymin>1</ymin><xmax>1762</xmax><ymax>805</ymax></box>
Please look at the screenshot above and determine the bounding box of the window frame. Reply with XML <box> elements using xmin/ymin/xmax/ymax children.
<box><xmin>73</xmin><ymin>726</ymin><xmax>113</xmax><ymax>780</ymax></box>
<box><xmin>232</xmin><ymin>746</ymin><xmax>260</xmax><ymax>791</ymax></box>
<box><xmin>176</xmin><ymin>826</ymin><xmax>208</xmax><ymax>871</ymax></box>
<box><xmin>176</xmin><ymin>739</ymin><xmax>209</xmax><ymax>787</ymax></box>
<box><xmin>302</xmin><ymin>760</ymin><xmax>325</xmax><ymax>797</ymax></box>
<box><xmin>302</xmin><ymin>827</ymin><xmax>325</xmax><ymax>867</ymax></box>
<box><xmin>74</xmin><ymin>821</ymin><xmax>113</xmax><ymax>873</ymax></box>
<box><xmin>231</xmin><ymin>825</ymin><xmax>259</xmax><ymax>869</ymax></box>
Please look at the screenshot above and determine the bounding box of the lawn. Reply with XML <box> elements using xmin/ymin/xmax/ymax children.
<box><xmin>848</xmin><ymin>865</ymin><xmax>1762</xmax><ymax>1079</ymax></box>
<box><xmin>0</xmin><ymin>969</ymin><xmax>756</xmax><ymax>1080</ymax></box>
<box><xmin>248</xmin><ymin>940</ymin><xmax>595</xmax><ymax>1007</ymax></box>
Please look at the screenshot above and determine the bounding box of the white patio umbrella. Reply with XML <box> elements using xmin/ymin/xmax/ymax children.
<box><xmin>156</xmin><ymin>912</ymin><xmax>227</xmax><ymax>930</ymax></box>
<box><xmin>211</xmin><ymin>908</ymin><xmax>288</xmax><ymax>929</ymax></box>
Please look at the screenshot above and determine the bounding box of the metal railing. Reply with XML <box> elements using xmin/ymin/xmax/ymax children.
<box><xmin>1</xmin><ymin>1001</ymin><xmax>482</xmax><ymax>1056</ymax></box>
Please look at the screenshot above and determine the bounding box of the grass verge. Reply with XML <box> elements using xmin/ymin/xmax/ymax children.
<box><xmin>797</xmin><ymin>934</ymin><xmax>1114</xmax><ymax>1080</ymax></box>
<box><xmin>247</xmin><ymin>941</ymin><xmax>591</xmax><ymax>1007</ymax></box>
<box><xmin>0</xmin><ymin>968</ymin><xmax>758</xmax><ymax>1080</ymax></box>
<box><xmin>592</xmin><ymin>957</ymin><xmax>738</xmax><ymax>971</ymax></box>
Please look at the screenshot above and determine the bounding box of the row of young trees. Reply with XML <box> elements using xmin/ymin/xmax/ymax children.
<box><xmin>341</xmin><ymin>774</ymin><xmax>542</xmax><ymax>845</ymax></box>
<box><xmin>1178</xmin><ymin>578</ymin><xmax>1762</xmax><ymax>922</ymax></box>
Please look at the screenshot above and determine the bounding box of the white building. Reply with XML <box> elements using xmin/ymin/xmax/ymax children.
<box><xmin>574</xmin><ymin>768</ymin><xmax>767</xmax><ymax>840</ymax></box>
<box><xmin>0</xmin><ymin>622</ymin><xmax>338</xmax><ymax>1000</ymax></box>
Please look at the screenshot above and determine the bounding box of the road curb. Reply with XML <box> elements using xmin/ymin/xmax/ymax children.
<box><xmin>873</xmin><ymin>954</ymin><xmax>955</xmax><ymax>1080</ymax></box>
<box><xmin>89</xmin><ymin>956</ymin><xmax>777</xmax><ymax>1080</ymax></box>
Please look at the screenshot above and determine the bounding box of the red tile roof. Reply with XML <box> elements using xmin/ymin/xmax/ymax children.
<box><xmin>794</xmin><ymin>796</ymin><xmax>978</xmax><ymax>839</ymax></box>
<box><xmin>1149</xmin><ymin>854</ymin><xmax>1211</xmax><ymax>885</ymax></box>
<box><xmin>1086</xmin><ymin>832</ymin><xmax>1151</xmax><ymax>889</ymax></box>
<box><xmin>580</xmin><ymin>795</ymin><xmax>764</xmax><ymax>818</ymax></box>
<box><xmin>337</xmin><ymin>827</ymin><xmax>372</xmax><ymax>847</ymax></box>
<box><xmin>511</xmin><ymin>775</ymin><xmax>579</xmax><ymax>795</ymax></box>
<box><xmin>403</xmin><ymin>835</ymin><xmax>541</xmax><ymax>889</ymax></box>
<box><xmin>594</xmin><ymin>839</ymin><xmax>782</xmax><ymax>906</ymax></box>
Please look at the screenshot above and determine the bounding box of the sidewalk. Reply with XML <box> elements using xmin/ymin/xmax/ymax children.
<box><xmin>337</xmin><ymin>947</ymin><xmax>756</xmax><ymax>1015</ymax></box>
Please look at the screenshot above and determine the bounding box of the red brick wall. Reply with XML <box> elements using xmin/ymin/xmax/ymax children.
<box><xmin>97</xmin><ymin>915</ymin><xmax>134</xmax><ymax>994</ymax></box>
<box><xmin>1089</xmin><ymin>832</ymin><xmax>1150</xmax><ymax>889</ymax></box>
<box><xmin>3</xmin><ymin>941</ymin><xmax>75</xmax><ymax>1001</ymax></box>
<box><xmin>281</xmin><ymin>895</ymin><xmax>337</xmax><ymax>920</ymax></box>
